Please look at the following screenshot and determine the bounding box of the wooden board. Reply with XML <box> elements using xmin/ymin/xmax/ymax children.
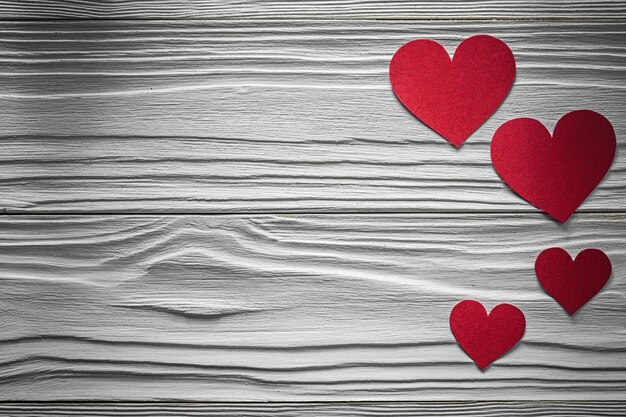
<box><xmin>2</xmin><ymin>401</ymin><xmax>626</xmax><ymax>416</ymax></box>
<box><xmin>0</xmin><ymin>20</ymin><xmax>625</xmax><ymax>213</ymax></box>
<box><xmin>0</xmin><ymin>214</ymin><xmax>625</xmax><ymax>401</ymax></box>
<box><xmin>0</xmin><ymin>0</ymin><xmax>625</xmax><ymax>20</ymax></box>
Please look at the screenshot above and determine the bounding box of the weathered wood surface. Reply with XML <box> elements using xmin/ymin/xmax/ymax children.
<box><xmin>0</xmin><ymin>214</ymin><xmax>624</xmax><ymax>400</ymax></box>
<box><xmin>1</xmin><ymin>0</ymin><xmax>625</xmax><ymax>20</ymax></box>
<box><xmin>1</xmin><ymin>401</ymin><xmax>626</xmax><ymax>416</ymax></box>
<box><xmin>0</xmin><ymin>21</ymin><xmax>625</xmax><ymax>213</ymax></box>
<box><xmin>1</xmin><ymin>0</ymin><xmax>625</xmax><ymax>412</ymax></box>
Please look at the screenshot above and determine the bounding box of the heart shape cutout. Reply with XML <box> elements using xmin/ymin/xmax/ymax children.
<box><xmin>389</xmin><ymin>35</ymin><xmax>515</xmax><ymax>147</ymax></box>
<box><xmin>449</xmin><ymin>300</ymin><xmax>525</xmax><ymax>370</ymax></box>
<box><xmin>535</xmin><ymin>248</ymin><xmax>612</xmax><ymax>315</ymax></box>
<box><xmin>491</xmin><ymin>110</ymin><xmax>616</xmax><ymax>222</ymax></box>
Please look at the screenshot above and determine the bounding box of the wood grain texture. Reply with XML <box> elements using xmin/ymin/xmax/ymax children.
<box><xmin>1</xmin><ymin>2</ymin><xmax>625</xmax><ymax>412</ymax></box>
<box><xmin>0</xmin><ymin>20</ymin><xmax>625</xmax><ymax>213</ymax></box>
<box><xmin>1</xmin><ymin>0</ymin><xmax>625</xmax><ymax>20</ymax></box>
<box><xmin>0</xmin><ymin>214</ymin><xmax>624</xmax><ymax>400</ymax></box>
<box><xmin>1</xmin><ymin>401</ymin><xmax>626</xmax><ymax>416</ymax></box>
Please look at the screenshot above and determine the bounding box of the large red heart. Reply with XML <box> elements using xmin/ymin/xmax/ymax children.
<box><xmin>389</xmin><ymin>35</ymin><xmax>515</xmax><ymax>147</ymax></box>
<box><xmin>449</xmin><ymin>300</ymin><xmax>525</xmax><ymax>370</ymax></box>
<box><xmin>535</xmin><ymin>248</ymin><xmax>612</xmax><ymax>316</ymax></box>
<box><xmin>491</xmin><ymin>110</ymin><xmax>616</xmax><ymax>222</ymax></box>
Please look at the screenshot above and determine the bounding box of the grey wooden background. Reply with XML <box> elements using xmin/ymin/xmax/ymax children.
<box><xmin>0</xmin><ymin>1</ymin><xmax>625</xmax><ymax>415</ymax></box>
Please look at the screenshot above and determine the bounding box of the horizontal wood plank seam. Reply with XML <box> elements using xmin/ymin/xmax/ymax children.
<box><xmin>1</xmin><ymin>400</ymin><xmax>625</xmax><ymax>404</ymax></box>
<box><xmin>0</xmin><ymin>17</ymin><xmax>625</xmax><ymax>23</ymax></box>
<box><xmin>0</xmin><ymin>210</ymin><xmax>625</xmax><ymax>216</ymax></box>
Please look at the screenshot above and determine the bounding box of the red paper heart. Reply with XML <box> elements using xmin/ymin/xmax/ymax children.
<box><xmin>449</xmin><ymin>300</ymin><xmax>525</xmax><ymax>370</ymax></box>
<box><xmin>389</xmin><ymin>35</ymin><xmax>515</xmax><ymax>147</ymax></box>
<box><xmin>535</xmin><ymin>248</ymin><xmax>612</xmax><ymax>315</ymax></box>
<box><xmin>491</xmin><ymin>110</ymin><xmax>616</xmax><ymax>222</ymax></box>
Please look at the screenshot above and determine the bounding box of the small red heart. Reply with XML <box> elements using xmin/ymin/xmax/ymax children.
<box><xmin>491</xmin><ymin>110</ymin><xmax>616</xmax><ymax>222</ymax></box>
<box><xmin>535</xmin><ymin>248</ymin><xmax>612</xmax><ymax>315</ymax></box>
<box><xmin>449</xmin><ymin>300</ymin><xmax>526</xmax><ymax>370</ymax></box>
<box><xmin>389</xmin><ymin>35</ymin><xmax>515</xmax><ymax>147</ymax></box>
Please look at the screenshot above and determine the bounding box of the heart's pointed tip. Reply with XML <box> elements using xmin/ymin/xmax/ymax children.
<box><xmin>477</xmin><ymin>362</ymin><xmax>491</xmax><ymax>371</ymax></box>
<box><xmin>446</xmin><ymin>136</ymin><xmax>469</xmax><ymax>148</ymax></box>
<box><xmin>547</xmin><ymin>210</ymin><xmax>572</xmax><ymax>224</ymax></box>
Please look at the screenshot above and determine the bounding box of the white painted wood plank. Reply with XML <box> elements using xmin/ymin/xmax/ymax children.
<box><xmin>0</xmin><ymin>21</ymin><xmax>624</xmax><ymax>213</ymax></box>
<box><xmin>0</xmin><ymin>214</ymin><xmax>624</xmax><ymax>400</ymax></box>
<box><xmin>1</xmin><ymin>401</ymin><xmax>625</xmax><ymax>416</ymax></box>
<box><xmin>0</xmin><ymin>0</ymin><xmax>624</xmax><ymax>20</ymax></box>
